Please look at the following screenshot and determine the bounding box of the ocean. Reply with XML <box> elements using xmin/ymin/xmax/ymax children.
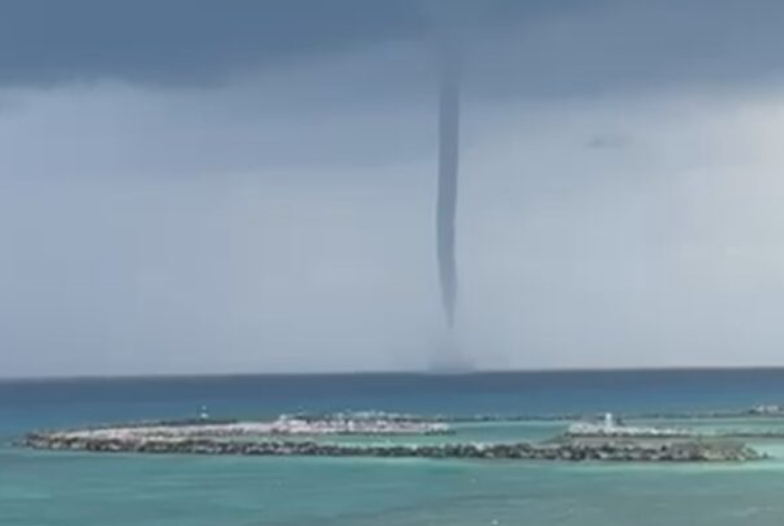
<box><xmin>3</xmin><ymin>370</ymin><xmax>784</xmax><ymax>525</ymax></box>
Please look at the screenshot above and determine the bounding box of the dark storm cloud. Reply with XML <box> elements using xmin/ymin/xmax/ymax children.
<box><xmin>475</xmin><ymin>0</ymin><xmax>784</xmax><ymax>99</ymax></box>
<box><xmin>6</xmin><ymin>0</ymin><xmax>784</xmax><ymax>95</ymax></box>
<box><xmin>0</xmin><ymin>0</ymin><xmax>430</xmax><ymax>85</ymax></box>
<box><xmin>0</xmin><ymin>0</ymin><xmax>599</xmax><ymax>87</ymax></box>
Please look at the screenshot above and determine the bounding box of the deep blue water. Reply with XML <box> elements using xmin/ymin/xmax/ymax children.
<box><xmin>4</xmin><ymin>369</ymin><xmax>784</xmax><ymax>436</ymax></box>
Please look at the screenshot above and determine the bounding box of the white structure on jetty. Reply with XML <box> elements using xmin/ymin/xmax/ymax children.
<box><xmin>567</xmin><ymin>412</ymin><xmax>690</xmax><ymax>438</ymax></box>
<box><xmin>603</xmin><ymin>412</ymin><xmax>614</xmax><ymax>429</ymax></box>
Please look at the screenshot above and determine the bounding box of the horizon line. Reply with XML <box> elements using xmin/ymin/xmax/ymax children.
<box><xmin>5</xmin><ymin>364</ymin><xmax>784</xmax><ymax>383</ymax></box>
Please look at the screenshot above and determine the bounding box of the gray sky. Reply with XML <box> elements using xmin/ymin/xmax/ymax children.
<box><xmin>3</xmin><ymin>0</ymin><xmax>784</xmax><ymax>377</ymax></box>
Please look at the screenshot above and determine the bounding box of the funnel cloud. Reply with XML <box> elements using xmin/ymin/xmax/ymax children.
<box><xmin>436</xmin><ymin>29</ymin><xmax>461</xmax><ymax>329</ymax></box>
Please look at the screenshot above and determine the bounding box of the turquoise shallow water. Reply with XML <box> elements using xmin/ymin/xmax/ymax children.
<box><xmin>5</xmin><ymin>450</ymin><xmax>784</xmax><ymax>526</ymax></box>
<box><xmin>5</xmin><ymin>371</ymin><xmax>784</xmax><ymax>525</ymax></box>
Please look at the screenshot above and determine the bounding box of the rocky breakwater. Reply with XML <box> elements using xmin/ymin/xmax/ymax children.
<box><xmin>21</xmin><ymin>431</ymin><xmax>763</xmax><ymax>463</ymax></box>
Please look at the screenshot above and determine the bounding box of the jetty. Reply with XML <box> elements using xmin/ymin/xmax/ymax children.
<box><xmin>22</xmin><ymin>431</ymin><xmax>760</xmax><ymax>462</ymax></box>
<box><xmin>37</xmin><ymin>415</ymin><xmax>452</xmax><ymax>440</ymax></box>
<box><xmin>20</xmin><ymin>409</ymin><xmax>777</xmax><ymax>463</ymax></box>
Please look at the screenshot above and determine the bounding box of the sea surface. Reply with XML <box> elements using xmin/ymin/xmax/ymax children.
<box><xmin>4</xmin><ymin>369</ymin><xmax>784</xmax><ymax>525</ymax></box>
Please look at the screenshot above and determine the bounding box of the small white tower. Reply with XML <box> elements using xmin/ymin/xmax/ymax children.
<box><xmin>603</xmin><ymin>412</ymin><xmax>614</xmax><ymax>430</ymax></box>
